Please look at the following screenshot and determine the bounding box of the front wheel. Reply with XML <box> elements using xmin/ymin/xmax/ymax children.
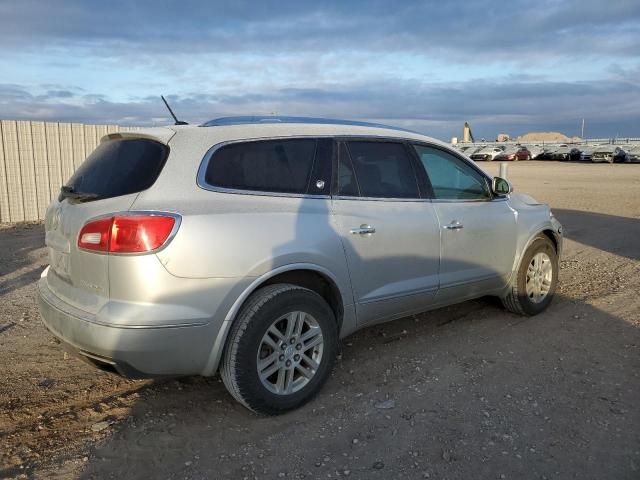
<box><xmin>220</xmin><ymin>284</ymin><xmax>338</xmax><ymax>415</ymax></box>
<box><xmin>502</xmin><ymin>235</ymin><xmax>558</xmax><ymax>316</ymax></box>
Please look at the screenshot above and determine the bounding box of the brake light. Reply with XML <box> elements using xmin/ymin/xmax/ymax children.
<box><xmin>78</xmin><ymin>215</ymin><xmax>177</xmax><ymax>253</ymax></box>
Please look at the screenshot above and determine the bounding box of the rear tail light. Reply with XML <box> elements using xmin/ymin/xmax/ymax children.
<box><xmin>78</xmin><ymin>214</ymin><xmax>178</xmax><ymax>253</ymax></box>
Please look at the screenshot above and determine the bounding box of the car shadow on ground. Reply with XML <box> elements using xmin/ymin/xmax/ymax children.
<box><xmin>76</xmin><ymin>288</ymin><xmax>640</xmax><ymax>480</ymax></box>
<box><xmin>0</xmin><ymin>224</ymin><xmax>47</xmax><ymax>297</ymax></box>
<box><xmin>552</xmin><ymin>209</ymin><xmax>640</xmax><ymax>260</ymax></box>
<box><xmin>75</xmin><ymin>203</ymin><xmax>640</xmax><ymax>479</ymax></box>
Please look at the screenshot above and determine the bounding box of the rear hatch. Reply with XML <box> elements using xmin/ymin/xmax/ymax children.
<box><xmin>44</xmin><ymin>132</ymin><xmax>172</xmax><ymax>314</ymax></box>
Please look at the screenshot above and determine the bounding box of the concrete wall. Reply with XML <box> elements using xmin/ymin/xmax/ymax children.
<box><xmin>0</xmin><ymin>120</ymin><xmax>140</xmax><ymax>223</ymax></box>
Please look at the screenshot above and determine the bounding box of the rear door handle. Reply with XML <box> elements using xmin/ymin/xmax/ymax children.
<box><xmin>443</xmin><ymin>220</ymin><xmax>464</xmax><ymax>230</ymax></box>
<box><xmin>350</xmin><ymin>224</ymin><xmax>376</xmax><ymax>235</ymax></box>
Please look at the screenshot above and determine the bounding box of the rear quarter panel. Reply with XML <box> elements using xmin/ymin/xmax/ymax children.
<box><xmin>131</xmin><ymin>129</ymin><xmax>354</xmax><ymax>309</ymax></box>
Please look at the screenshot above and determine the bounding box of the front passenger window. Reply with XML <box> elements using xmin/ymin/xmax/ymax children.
<box><xmin>413</xmin><ymin>145</ymin><xmax>491</xmax><ymax>200</ymax></box>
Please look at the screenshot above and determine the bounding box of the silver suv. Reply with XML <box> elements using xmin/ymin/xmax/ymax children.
<box><xmin>38</xmin><ymin>117</ymin><xmax>563</xmax><ymax>414</ymax></box>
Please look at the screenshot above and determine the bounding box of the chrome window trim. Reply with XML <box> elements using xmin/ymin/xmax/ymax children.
<box><xmin>196</xmin><ymin>134</ymin><xmax>503</xmax><ymax>202</ymax></box>
<box><xmin>430</xmin><ymin>197</ymin><xmax>508</xmax><ymax>204</ymax></box>
<box><xmin>333</xmin><ymin>195</ymin><xmax>431</xmax><ymax>203</ymax></box>
<box><xmin>197</xmin><ymin>135</ymin><xmax>427</xmax><ymax>200</ymax></box>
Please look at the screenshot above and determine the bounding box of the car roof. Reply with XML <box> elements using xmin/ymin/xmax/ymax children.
<box><xmin>109</xmin><ymin>117</ymin><xmax>449</xmax><ymax>149</ymax></box>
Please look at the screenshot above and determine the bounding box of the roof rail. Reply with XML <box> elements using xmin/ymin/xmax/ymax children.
<box><xmin>200</xmin><ymin>115</ymin><xmax>416</xmax><ymax>133</ymax></box>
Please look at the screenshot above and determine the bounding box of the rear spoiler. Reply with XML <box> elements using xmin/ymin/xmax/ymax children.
<box><xmin>100</xmin><ymin>127</ymin><xmax>176</xmax><ymax>146</ymax></box>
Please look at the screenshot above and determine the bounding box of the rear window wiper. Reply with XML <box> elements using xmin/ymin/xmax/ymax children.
<box><xmin>59</xmin><ymin>185</ymin><xmax>99</xmax><ymax>202</ymax></box>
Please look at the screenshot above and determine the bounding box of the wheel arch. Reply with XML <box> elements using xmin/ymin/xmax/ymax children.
<box><xmin>511</xmin><ymin>226</ymin><xmax>560</xmax><ymax>282</ymax></box>
<box><xmin>541</xmin><ymin>228</ymin><xmax>559</xmax><ymax>254</ymax></box>
<box><xmin>201</xmin><ymin>264</ymin><xmax>347</xmax><ymax>376</ymax></box>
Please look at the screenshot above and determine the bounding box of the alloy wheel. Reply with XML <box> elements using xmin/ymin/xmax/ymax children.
<box><xmin>256</xmin><ymin>311</ymin><xmax>324</xmax><ymax>395</ymax></box>
<box><xmin>525</xmin><ymin>252</ymin><xmax>553</xmax><ymax>303</ymax></box>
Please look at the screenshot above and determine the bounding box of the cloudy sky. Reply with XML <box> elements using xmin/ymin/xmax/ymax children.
<box><xmin>0</xmin><ymin>0</ymin><xmax>639</xmax><ymax>140</ymax></box>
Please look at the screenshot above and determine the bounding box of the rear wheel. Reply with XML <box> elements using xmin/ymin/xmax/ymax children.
<box><xmin>502</xmin><ymin>235</ymin><xmax>558</xmax><ymax>316</ymax></box>
<box><xmin>220</xmin><ymin>284</ymin><xmax>338</xmax><ymax>415</ymax></box>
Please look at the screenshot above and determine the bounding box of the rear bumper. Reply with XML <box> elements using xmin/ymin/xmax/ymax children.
<box><xmin>38</xmin><ymin>277</ymin><xmax>215</xmax><ymax>378</ymax></box>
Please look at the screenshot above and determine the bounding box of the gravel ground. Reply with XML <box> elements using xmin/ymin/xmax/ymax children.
<box><xmin>1</xmin><ymin>161</ymin><xmax>639</xmax><ymax>480</ymax></box>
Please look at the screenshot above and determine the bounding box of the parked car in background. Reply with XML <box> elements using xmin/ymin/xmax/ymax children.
<box><xmin>537</xmin><ymin>147</ymin><xmax>557</xmax><ymax>160</ymax></box>
<box><xmin>550</xmin><ymin>145</ymin><xmax>572</xmax><ymax>161</ymax></box>
<box><xmin>460</xmin><ymin>145</ymin><xmax>485</xmax><ymax>157</ymax></box>
<box><xmin>470</xmin><ymin>145</ymin><xmax>505</xmax><ymax>161</ymax></box>
<box><xmin>569</xmin><ymin>147</ymin><xmax>586</xmax><ymax>161</ymax></box>
<box><xmin>613</xmin><ymin>146</ymin><xmax>632</xmax><ymax>163</ymax></box>
<box><xmin>523</xmin><ymin>145</ymin><xmax>543</xmax><ymax>159</ymax></box>
<box><xmin>573</xmin><ymin>146</ymin><xmax>600</xmax><ymax>162</ymax></box>
<box><xmin>37</xmin><ymin>116</ymin><xmax>563</xmax><ymax>414</ymax></box>
<box><xmin>621</xmin><ymin>145</ymin><xmax>640</xmax><ymax>163</ymax></box>
<box><xmin>514</xmin><ymin>146</ymin><xmax>534</xmax><ymax>161</ymax></box>
<box><xmin>494</xmin><ymin>147</ymin><xmax>520</xmax><ymax>161</ymax></box>
<box><xmin>592</xmin><ymin>145</ymin><xmax>624</xmax><ymax>163</ymax></box>
<box><xmin>457</xmin><ymin>145</ymin><xmax>476</xmax><ymax>155</ymax></box>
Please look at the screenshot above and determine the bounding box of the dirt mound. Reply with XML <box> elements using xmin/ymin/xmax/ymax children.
<box><xmin>517</xmin><ymin>131</ymin><xmax>581</xmax><ymax>143</ymax></box>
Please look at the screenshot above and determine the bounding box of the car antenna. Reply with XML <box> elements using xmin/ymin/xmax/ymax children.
<box><xmin>161</xmin><ymin>95</ymin><xmax>189</xmax><ymax>125</ymax></box>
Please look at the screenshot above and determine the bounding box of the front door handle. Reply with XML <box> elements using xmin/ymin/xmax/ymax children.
<box><xmin>350</xmin><ymin>224</ymin><xmax>376</xmax><ymax>235</ymax></box>
<box><xmin>443</xmin><ymin>220</ymin><xmax>464</xmax><ymax>230</ymax></box>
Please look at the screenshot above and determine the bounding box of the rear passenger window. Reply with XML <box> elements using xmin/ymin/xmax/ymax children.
<box><xmin>345</xmin><ymin>141</ymin><xmax>419</xmax><ymax>198</ymax></box>
<box><xmin>204</xmin><ymin>139</ymin><xmax>317</xmax><ymax>194</ymax></box>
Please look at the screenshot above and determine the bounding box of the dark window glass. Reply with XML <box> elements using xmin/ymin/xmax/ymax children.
<box><xmin>413</xmin><ymin>145</ymin><xmax>491</xmax><ymax>200</ymax></box>
<box><xmin>337</xmin><ymin>143</ymin><xmax>359</xmax><ymax>196</ymax></box>
<box><xmin>205</xmin><ymin>139</ymin><xmax>317</xmax><ymax>194</ymax></box>
<box><xmin>346</xmin><ymin>141</ymin><xmax>419</xmax><ymax>198</ymax></box>
<box><xmin>309</xmin><ymin>138</ymin><xmax>333</xmax><ymax>196</ymax></box>
<box><xmin>63</xmin><ymin>138</ymin><xmax>168</xmax><ymax>202</ymax></box>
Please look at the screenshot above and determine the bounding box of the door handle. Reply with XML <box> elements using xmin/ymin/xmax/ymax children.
<box><xmin>443</xmin><ymin>220</ymin><xmax>464</xmax><ymax>230</ymax></box>
<box><xmin>350</xmin><ymin>224</ymin><xmax>376</xmax><ymax>235</ymax></box>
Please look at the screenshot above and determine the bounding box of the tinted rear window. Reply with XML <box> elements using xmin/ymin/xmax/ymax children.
<box><xmin>63</xmin><ymin>138</ymin><xmax>168</xmax><ymax>201</ymax></box>
<box><xmin>204</xmin><ymin>139</ymin><xmax>317</xmax><ymax>194</ymax></box>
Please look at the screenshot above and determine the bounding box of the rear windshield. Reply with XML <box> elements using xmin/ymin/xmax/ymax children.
<box><xmin>61</xmin><ymin>138</ymin><xmax>169</xmax><ymax>202</ymax></box>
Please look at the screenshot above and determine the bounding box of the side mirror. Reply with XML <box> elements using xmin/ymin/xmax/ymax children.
<box><xmin>492</xmin><ymin>176</ymin><xmax>513</xmax><ymax>195</ymax></box>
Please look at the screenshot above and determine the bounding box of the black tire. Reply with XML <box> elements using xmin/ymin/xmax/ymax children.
<box><xmin>220</xmin><ymin>284</ymin><xmax>338</xmax><ymax>415</ymax></box>
<box><xmin>502</xmin><ymin>235</ymin><xmax>558</xmax><ymax>316</ymax></box>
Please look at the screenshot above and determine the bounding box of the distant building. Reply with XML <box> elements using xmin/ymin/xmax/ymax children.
<box><xmin>496</xmin><ymin>133</ymin><xmax>510</xmax><ymax>142</ymax></box>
